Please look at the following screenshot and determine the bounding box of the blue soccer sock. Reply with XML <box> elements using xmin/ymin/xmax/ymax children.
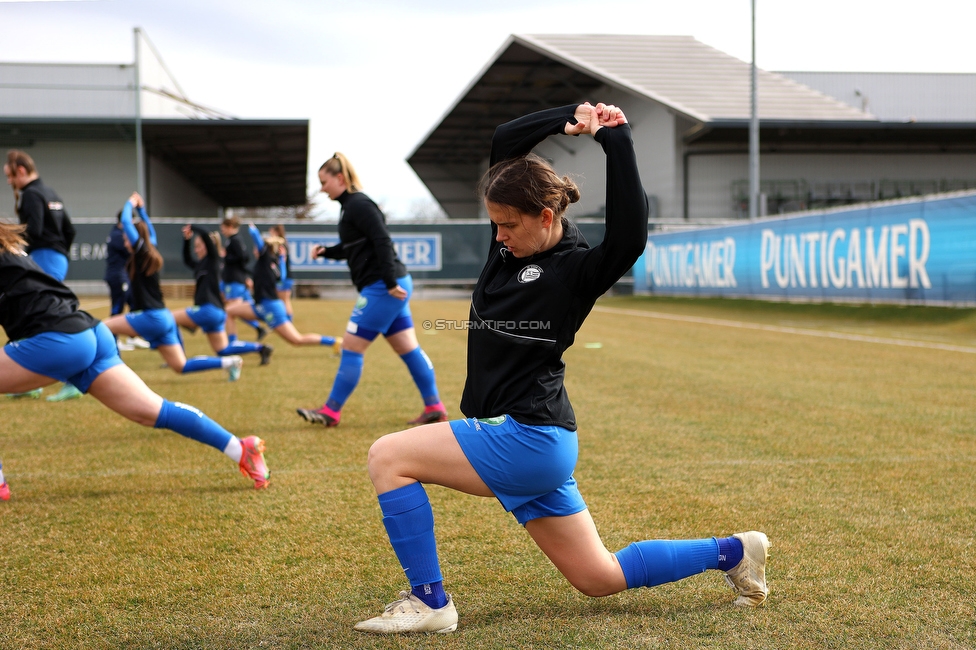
<box><xmin>218</xmin><ymin>340</ymin><xmax>262</xmax><ymax>356</ymax></box>
<box><xmin>182</xmin><ymin>356</ymin><xmax>223</xmax><ymax>373</ymax></box>
<box><xmin>246</xmin><ymin>319</ymin><xmax>262</xmax><ymax>331</ymax></box>
<box><xmin>411</xmin><ymin>581</ymin><xmax>447</xmax><ymax>610</ymax></box>
<box><xmin>614</xmin><ymin>538</ymin><xmax>723</xmax><ymax>589</ymax></box>
<box><xmin>228</xmin><ymin>333</ymin><xmax>238</xmax><ymax>343</ymax></box>
<box><xmin>320</xmin><ymin>335</ymin><xmax>337</xmax><ymax>346</ymax></box>
<box><xmin>378</xmin><ymin>482</ymin><xmax>446</xmax><ymax>609</ymax></box>
<box><xmin>325</xmin><ymin>350</ymin><xmax>364</xmax><ymax>411</ymax></box>
<box><xmin>716</xmin><ymin>536</ymin><xmax>744</xmax><ymax>571</ymax></box>
<box><xmin>400</xmin><ymin>347</ymin><xmax>440</xmax><ymax>406</ymax></box>
<box><xmin>154</xmin><ymin>399</ymin><xmax>233</xmax><ymax>451</ymax></box>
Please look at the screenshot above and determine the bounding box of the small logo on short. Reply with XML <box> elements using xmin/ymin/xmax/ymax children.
<box><xmin>477</xmin><ymin>416</ymin><xmax>507</xmax><ymax>426</ymax></box>
<box><xmin>518</xmin><ymin>265</ymin><xmax>543</xmax><ymax>283</ymax></box>
<box><xmin>354</xmin><ymin>296</ymin><xmax>368</xmax><ymax>309</ymax></box>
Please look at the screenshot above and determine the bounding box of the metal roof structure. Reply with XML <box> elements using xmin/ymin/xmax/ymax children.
<box><xmin>0</xmin><ymin>31</ymin><xmax>310</xmax><ymax>209</ymax></box>
<box><xmin>141</xmin><ymin>119</ymin><xmax>308</xmax><ymax>207</ymax></box>
<box><xmin>0</xmin><ymin>117</ymin><xmax>309</xmax><ymax>207</ymax></box>
<box><xmin>778</xmin><ymin>71</ymin><xmax>976</xmax><ymax>123</ymax></box>
<box><xmin>514</xmin><ymin>34</ymin><xmax>872</xmax><ymax>122</ymax></box>
<box><xmin>407</xmin><ymin>34</ymin><xmax>881</xmax><ymax>217</ymax></box>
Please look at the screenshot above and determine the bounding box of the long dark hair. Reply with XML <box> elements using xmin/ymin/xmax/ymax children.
<box><xmin>126</xmin><ymin>220</ymin><xmax>164</xmax><ymax>278</ymax></box>
<box><xmin>479</xmin><ymin>153</ymin><xmax>580</xmax><ymax>219</ymax></box>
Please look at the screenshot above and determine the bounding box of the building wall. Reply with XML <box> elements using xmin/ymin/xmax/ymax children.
<box><xmin>687</xmin><ymin>151</ymin><xmax>976</xmax><ymax>220</ymax></box>
<box><xmin>0</xmin><ymin>142</ymin><xmax>220</xmax><ymax>221</ymax></box>
<box><xmin>148</xmin><ymin>155</ymin><xmax>220</xmax><ymax>218</ymax></box>
<box><xmin>0</xmin><ymin>140</ymin><xmax>137</xmax><ymax>219</ymax></box>
<box><xmin>0</xmin><ymin>63</ymin><xmax>136</xmax><ymax>118</ymax></box>
<box><xmin>527</xmin><ymin>87</ymin><xmax>679</xmax><ymax>219</ymax></box>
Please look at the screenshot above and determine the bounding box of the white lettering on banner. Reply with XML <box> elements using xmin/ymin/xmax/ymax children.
<box><xmin>394</xmin><ymin>240</ymin><xmax>432</xmax><ymax>266</ymax></box>
<box><xmin>646</xmin><ymin>237</ymin><xmax>736</xmax><ymax>289</ymax></box>
<box><xmin>759</xmin><ymin>219</ymin><xmax>931</xmax><ymax>290</ymax></box>
<box><xmin>69</xmin><ymin>242</ymin><xmax>107</xmax><ymax>261</ymax></box>
<box><xmin>865</xmin><ymin>226</ymin><xmax>889</xmax><ymax>288</ymax></box>
<box><xmin>909</xmin><ymin>219</ymin><xmax>931</xmax><ymax>288</ymax></box>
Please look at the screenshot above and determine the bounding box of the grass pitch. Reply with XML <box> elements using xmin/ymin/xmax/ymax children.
<box><xmin>1</xmin><ymin>295</ymin><xmax>975</xmax><ymax>649</ymax></box>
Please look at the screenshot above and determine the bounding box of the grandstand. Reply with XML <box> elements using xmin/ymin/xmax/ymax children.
<box><xmin>410</xmin><ymin>35</ymin><xmax>976</xmax><ymax>222</ymax></box>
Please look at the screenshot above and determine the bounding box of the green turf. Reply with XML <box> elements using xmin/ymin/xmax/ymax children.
<box><xmin>1</xmin><ymin>296</ymin><xmax>975</xmax><ymax>648</ymax></box>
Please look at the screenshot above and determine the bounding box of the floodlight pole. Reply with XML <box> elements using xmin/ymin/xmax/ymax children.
<box><xmin>748</xmin><ymin>0</ymin><xmax>759</xmax><ymax>220</ymax></box>
<box><xmin>134</xmin><ymin>27</ymin><xmax>146</xmax><ymax>198</ymax></box>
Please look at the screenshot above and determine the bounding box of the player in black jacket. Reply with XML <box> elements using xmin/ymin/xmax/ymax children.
<box><xmin>219</xmin><ymin>216</ymin><xmax>267</xmax><ymax>343</ymax></box>
<box><xmin>4</xmin><ymin>150</ymin><xmax>83</xmax><ymax>401</ymax></box>
<box><xmin>3</xmin><ymin>150</ymin><xmax>75</xmax><ymax>282</ymax></box>
<box><xmin>295</xmin><ymin>153</ymin><xmax>446</xmax><ymax>428</ymax></box>
<box><xmin>102</xmin><ymin>194</ymin><xmax>244</xmax><ymax>381</ymax></box>
<box><xmin>352</xmin><ymin>104</ymin><xmax>770</xmax><ymax>634</ymax></box>
<box><xmin>0</xmin><ymin>222</ymin><xmax>271</xmax><ymax>498</ymax></box>
<box><xmin>225</xmin><ymin>224</ymin><xmax>341</xmax><ymax>350</ymax></box>
<box><xmin>173</xmin><ymin>224</ymin><xmax>273</xmax><ymax>365</ymax></box>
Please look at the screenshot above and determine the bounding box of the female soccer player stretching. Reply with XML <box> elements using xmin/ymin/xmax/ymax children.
<box><xmin>103</xmin><ymin>193</ymin><xmax>244</xmax><ymax>381</ymax></box>
<box><xmin>225</xmin><ymin>224</ymin><xmax>341</xmax><ymax>350</ymax></box>
<box><xmin>0</xmin><ymin>222</ymin><xmax>270</xmax><ymax>499</ymax></box>
<box><xmin>353</xmin><ymin>103</ymin><xmax>770</xmax><ymax>634</ymax></box>
<box><xmin>173</xmin><ymin>224</ymin><xmax>273</xmax><ymax>365</ymax></box>
<box><xmin>295</xmin><ymin>152</ymin><xmax>446</xmax><ymax>428</ymax></box>
<box><xmin>270</xmin><ymin>224</ymin><xmax>295</xmax><ymax>319</ymax></box>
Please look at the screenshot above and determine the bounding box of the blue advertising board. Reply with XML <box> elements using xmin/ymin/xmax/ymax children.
<box><xmin>633</xmin><ymin>192</ymin><xmax>976</xmax><ymax>305</ymax></box>
<box><xmin>285</xmin><ymin>232</ymin><xmax>442</xmax><ymax>272</ymax></box>
<box><xmin>61</xmin><ymin>220</ymin><xmax>609</xmax><ymax>287</ymax></box>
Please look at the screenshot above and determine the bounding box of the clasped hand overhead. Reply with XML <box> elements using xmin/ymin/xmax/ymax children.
<box><xmin>564</xmin><ymin>102</ymin><xmax>627</xmax><ymax>136</ymax></box>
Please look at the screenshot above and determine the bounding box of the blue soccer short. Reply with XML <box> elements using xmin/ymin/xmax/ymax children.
<box><xmin>450</xmin><ymin>415</ymin><xmax>586</xmax><ymax>525</ymax></box>
<box><xmin>186</xmin><ymin>303</ymin><xmax>226</xmax><ymax>333</ymax></box>
<box><xmin>221</xmin><ymin>281</ymin><xmax>254</xmax><ymax>303</ymax></box>
<box><xmin>4</xmin><ymin>322</ymin><xmax>123</xmax><ymax>393</ymax></box>
<box><xmin>345</xmin><ymin>275</ymin><xmax>414</xmax><ymax>341</ymax></box>
<box><xmin>125</xmin><ymin>309</ymin><xmax>181</xmax><ymax>349</ymax></box>
<box><xmin>29</xmin><ymin>248</ymin><xmax>69</xmax><ymax>282</ymax></box>
<box><xmin>253</xmin><ymin>299</ymin><xmax>289</xmax><ymax>329</ymax></box>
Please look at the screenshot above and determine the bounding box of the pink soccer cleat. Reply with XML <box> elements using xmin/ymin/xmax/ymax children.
<box><xmin>238</xmin><ymin>436</ymin><xmax>270</xmax><ymax>489</ymax></box>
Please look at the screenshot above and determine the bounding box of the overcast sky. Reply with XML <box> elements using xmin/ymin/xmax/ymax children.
<box><xmin>1</xmin><ymin>0</ymin><xmax>973</xmax><ymax>218</ymax></box>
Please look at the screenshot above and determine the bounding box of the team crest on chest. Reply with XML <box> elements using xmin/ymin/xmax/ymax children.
<box><xmin>517</xmin><ymin>264</ymin><xmax>543</xmax><ymax>283</ymax></box>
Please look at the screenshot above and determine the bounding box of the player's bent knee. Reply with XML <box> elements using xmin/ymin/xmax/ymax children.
<box><xmin>366</xmin><ymin>435</ymin><xmax>402</xmax><ymax>478</ymax></box>
<box><xmin>566</xmin><ymin>572</ymin><xmax>621</xmax><ymax>598</ymax></box>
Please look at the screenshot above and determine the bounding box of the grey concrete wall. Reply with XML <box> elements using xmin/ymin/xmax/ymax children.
<box><xmin>148</xmin><ymin>155</ymin><xmax>220</xmax><ymax>218</ymax></box>
<box><xmin>0</xmin><ymin>140</ymin><xmax>137</xmax><ymax>220</ymax></box>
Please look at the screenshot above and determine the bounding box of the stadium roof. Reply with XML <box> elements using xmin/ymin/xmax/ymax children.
<box><xmin>512</xmin><ymin>34</ymin><xmax>873</xmax><ymax>123</ymax></box>
<box><xmin>407</xmin><ymin>34</ymin><xmax>885</xmax><ymax>217</ymax></box>
<box><xmin>0</xmin><ymin>117</ymin><xmax>309</xmax><ymax>207</ymax></box>
<box><xmin>408</xmin><ymin>34</ymin><xmax>873</xmax><ymax>168</ymax></box>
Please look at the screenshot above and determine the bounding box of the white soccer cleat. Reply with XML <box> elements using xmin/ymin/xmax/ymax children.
<box><xmin>724</xmin><ymin>531</ymin><xmax>770</xmax><ymax>607</ymax></box>
<box><xmin>354</xmin><ymin>591</ymin><xmax>458</xmax><ymax>634</ymax></box>
<box><xmin>226</xmin><ymin>356</ymin><xmax>243</xmax><ymax>382</ymax></box>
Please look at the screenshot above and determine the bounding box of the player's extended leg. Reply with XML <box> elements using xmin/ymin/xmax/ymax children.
<box><xmin>157</xmin><ymin>344</ymin><xmax>242</xmax><ymax>381</ymax></box>
<box><xmin>172</xmin><ymin>309</ymin><xmax>199</xmax><ymax>334</ymax></box>
<box><xmin>295</xmin><ymin>332</ymin><xmax>367</xmax><ymax>427</ymax></box>
<box><xmin>86</xmin><ymin>364</ymin><xmax>268</xmax><ymax>488</ymax></box>
<box><xmin>102</xmin><ymin>313</ymin><xmax>139</xmax><ymax>338</ymax></box>
<box><xmin>386</xmin><ymin>327</ymin><xmax>447</xmax><ymax>424</ymax></box>
<box><xmin>272</xmin><ymin>320</ymin><xmax>338</xmax><ymax>347</ymax></box>
<box><xmin>526</xmin><ymin>510</ymin><xmax>769</xmax><ymax>605</ymax></box>
<box><xmin>0</xmin><ymin>349</ymin><xmax>59</xmax><ymax>394</ymax></box>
